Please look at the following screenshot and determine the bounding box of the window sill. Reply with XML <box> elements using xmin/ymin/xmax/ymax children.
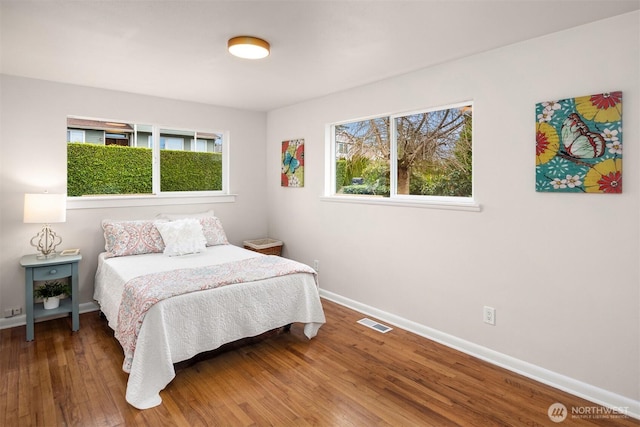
<box><xmin>67</xmin><ymin>193</ymin><xmax>237</xmax><ymax>210</ymax></box>
<box><xmin>319</xmin><ymin>195</ymin><xmax>481</xmax><ymax>212</ymax></box>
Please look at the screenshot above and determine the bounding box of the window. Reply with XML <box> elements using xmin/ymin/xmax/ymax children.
<box><xmin>329</xmin><ymin>102</ymin><xmax>473</xmax><ymax>203</ymax></box>
<box><xmin>159</xmin><ymin>129</ymin><xmax>224</xmax><ymax>192</ymax></box>
<box><xmin>160</xmin><ymin>135</ymin><xmax>184</xmax><ymax>151</ymax></box>
<box><xmin>192</xmin><ymin>139</ymin><xmax>208</xmax><ymax>152</ymax></box>
<box><xmin>190</xmin><ymin>133</ymin><xmax>221</xmax><ymax>153</ymax></box>
<box><xmin>105</xmin><ymin>132</ymin><xmax>130</xmax><ymax>147</ymax></box>
<box><xmin>67</xmin><ymin>129</ymin><xmax>85</xmax><ymax>143</ymax></box>
<box><xmin>66</xmin><ymin>117</ymin><xmax>227</xmax><ymax>197</ymax></box>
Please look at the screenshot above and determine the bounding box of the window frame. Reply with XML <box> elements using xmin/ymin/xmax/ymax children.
<box><xmin>324</xmin><ymin>101</ymin><xmax>480</xmax><ymax>212</ymax></box>
<box><xmin>66</xmin><ymin>116</ymin><xmax>234</xmax><ymax>210</ymax></box>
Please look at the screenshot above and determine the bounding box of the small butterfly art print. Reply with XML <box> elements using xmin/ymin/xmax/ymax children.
<box><xmin>281</xmin><ymin>139</ymin><xmax>304</xmax><ymax>187</ymax></box>
<box><xmin>535</xmin><ymin>91</ymin><xmax>622</xmax><ymax>193</ymax></box>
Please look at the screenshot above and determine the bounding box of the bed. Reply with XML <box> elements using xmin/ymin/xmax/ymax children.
<box><xmin>93</xmin><ymin>215</ymin><xmax>326</xmax><ymax>409</ymax></box>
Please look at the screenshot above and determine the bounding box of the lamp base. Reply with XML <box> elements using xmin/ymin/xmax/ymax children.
<box><xmin>30</xmin><ymin>224</ymin><xmax>62</xmax><ymax>259</ymax></box>
<box><xmin>36</xmin><ymin>252</ymin><xmax>58</xmax><ymax>260</ymax></box>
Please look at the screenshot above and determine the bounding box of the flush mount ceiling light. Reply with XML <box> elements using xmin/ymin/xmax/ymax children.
<box><xmin>227</xmin><ymin>36</ymin><xmax>270</xmax><ymax>59</ymax></box>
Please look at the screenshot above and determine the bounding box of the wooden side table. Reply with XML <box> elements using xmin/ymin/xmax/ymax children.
<box><xmin>20</xmin><ymin>254</ymin><xmax>82</xmax><ymax>341</ymax></box>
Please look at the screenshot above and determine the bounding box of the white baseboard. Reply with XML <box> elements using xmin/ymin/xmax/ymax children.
<box><xmin>320</xmin><ymin>289</ymin><xmax>640</xmax><ymax>420</ymax></box>
<box><xmin>0</xmin><ymin>302</ymin><xmax>100</xmax><ymax>330</ymax></box>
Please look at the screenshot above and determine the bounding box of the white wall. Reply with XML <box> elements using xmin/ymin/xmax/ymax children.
<box><xmin>0</xmin><ymin>75</ymin><xmax>268</xmax><ymax>311</ymax></box>
<box><xmin>266</xmin><ymin>12</ymin><xmax>639</xmax><ymax>402</ymax></box>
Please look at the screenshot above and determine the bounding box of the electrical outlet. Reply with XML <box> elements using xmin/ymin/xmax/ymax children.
<box><xmin>313</xmin><ymin>260</ymin><xmax>320</xmax><ymax>272</ymax></box>
<box><xmin>3</xmin><ymin>308</ymin><xmax>21</xmax><ymax>318</ymax></box>
<box><xmin>483</xmin><ymin>306</ymin><xmax>496</xmax><ymax>325</ymax></box>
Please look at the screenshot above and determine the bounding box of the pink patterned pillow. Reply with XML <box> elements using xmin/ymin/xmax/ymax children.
<box><xmin>200</xmin><ymin>216</ymin><xmax>229</xmax><ymax>246</ymax></box>
<box><xmin>102</xmin><ymin>219</ymin><xmax>166</xmax><ymax>257</ymax></box>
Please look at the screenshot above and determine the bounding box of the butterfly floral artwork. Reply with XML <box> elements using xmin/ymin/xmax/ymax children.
<box><xmin>281</xmin><ymin>139</ymin><xmax>304</xmax><ymax>187</ymax></box>
<box><xmin>536</xmin><ymin>92</ymin><xmax>622</xmax><ymax>193</ymax></box>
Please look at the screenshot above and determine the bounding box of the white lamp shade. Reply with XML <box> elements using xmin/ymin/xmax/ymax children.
<box><xmin>24</xmin><ymin>193</ymin><xmax>67</xmax><ymax>223</ymax></box>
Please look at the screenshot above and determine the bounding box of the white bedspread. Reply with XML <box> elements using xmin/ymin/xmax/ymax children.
<box><xmin>94</xmin><ymin>245</ymin><xmax>326</xmax><ymax>409</ymax></box>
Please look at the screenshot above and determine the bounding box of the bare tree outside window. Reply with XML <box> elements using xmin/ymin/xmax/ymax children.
<box><xmin>333</xmin><ymin>104</ymin><xmax>472</xmax><ymax>198</ymax></box>
<box><xmin>335</xmin><ymin>118</ymin><xmax>389</xmax><ymax>195</ymax></box>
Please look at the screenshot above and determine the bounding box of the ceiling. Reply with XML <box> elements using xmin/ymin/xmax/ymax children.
<box><xmin>1</xmin><ymin>1</ymin><xmax>638</xmax><ymax>111</ymax></box>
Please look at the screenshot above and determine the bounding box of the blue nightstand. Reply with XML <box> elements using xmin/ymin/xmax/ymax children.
<box><xmin>20</xmin><ymin>254</ymin><xmax>82</xmax><ymax>341</ymax></box>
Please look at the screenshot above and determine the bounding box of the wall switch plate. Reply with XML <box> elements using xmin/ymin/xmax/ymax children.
<box><xmin>313</xmin><ymin>260</ymin><xmax>319</xmax><ymax>272</ymax></box>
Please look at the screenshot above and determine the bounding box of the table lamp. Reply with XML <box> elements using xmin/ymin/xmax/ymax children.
<box><xmin>23</xmin><ymin>193</ymin><xmax>66</xmax><ymax>258</ymax></box>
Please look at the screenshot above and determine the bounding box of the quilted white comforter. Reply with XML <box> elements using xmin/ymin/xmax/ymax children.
<box><xmin>94</xmin><ymin>245</ymin><xmax>326</xmax><ymax>409</ymax></box>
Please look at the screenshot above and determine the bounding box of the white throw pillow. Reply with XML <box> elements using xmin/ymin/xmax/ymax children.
<box><xmin>156</xmin><ymin>210</ymin><xmax>228</xmax><ymax>246</ymax></box>
<box><xmin>154</xmin><ymin>218</ymin><xmax>207</xmax><ymax>256</ymax></box>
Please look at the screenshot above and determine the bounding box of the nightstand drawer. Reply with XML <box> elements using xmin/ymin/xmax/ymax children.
<box><xmin>33</xmin><ymin>264</ymin><xmax>72</xmax><ymax>281</ymax></box>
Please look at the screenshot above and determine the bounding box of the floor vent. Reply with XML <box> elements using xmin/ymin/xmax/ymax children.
<box><xmin>357</xmin><ymin>318</ymin><xmax>393</xmax><ymax>333</ymax></box>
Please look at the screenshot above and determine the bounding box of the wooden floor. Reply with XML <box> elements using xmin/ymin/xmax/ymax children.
<box><xmin>1</xmin><ymin>299</ymin><xmax>637</xmax><ymax>427</ymax></box>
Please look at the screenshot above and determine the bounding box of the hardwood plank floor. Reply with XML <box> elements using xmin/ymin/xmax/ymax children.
<box><xmin>1</xmin><ymin>299</ymin><xmax>637</xmax><ymax>426</ymax></box>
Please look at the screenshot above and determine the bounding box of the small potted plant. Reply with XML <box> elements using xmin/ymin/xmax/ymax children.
<box><xmin>34</xmin><ymin>280</ymin><xmax>70</xmax><ymax>310</ymax></box>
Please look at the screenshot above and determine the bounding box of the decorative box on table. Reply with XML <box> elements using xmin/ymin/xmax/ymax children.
<box><xmin>243</xmin><ymin>238</ymin><xmax>283</xmax><ymax>256</ymax></box>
